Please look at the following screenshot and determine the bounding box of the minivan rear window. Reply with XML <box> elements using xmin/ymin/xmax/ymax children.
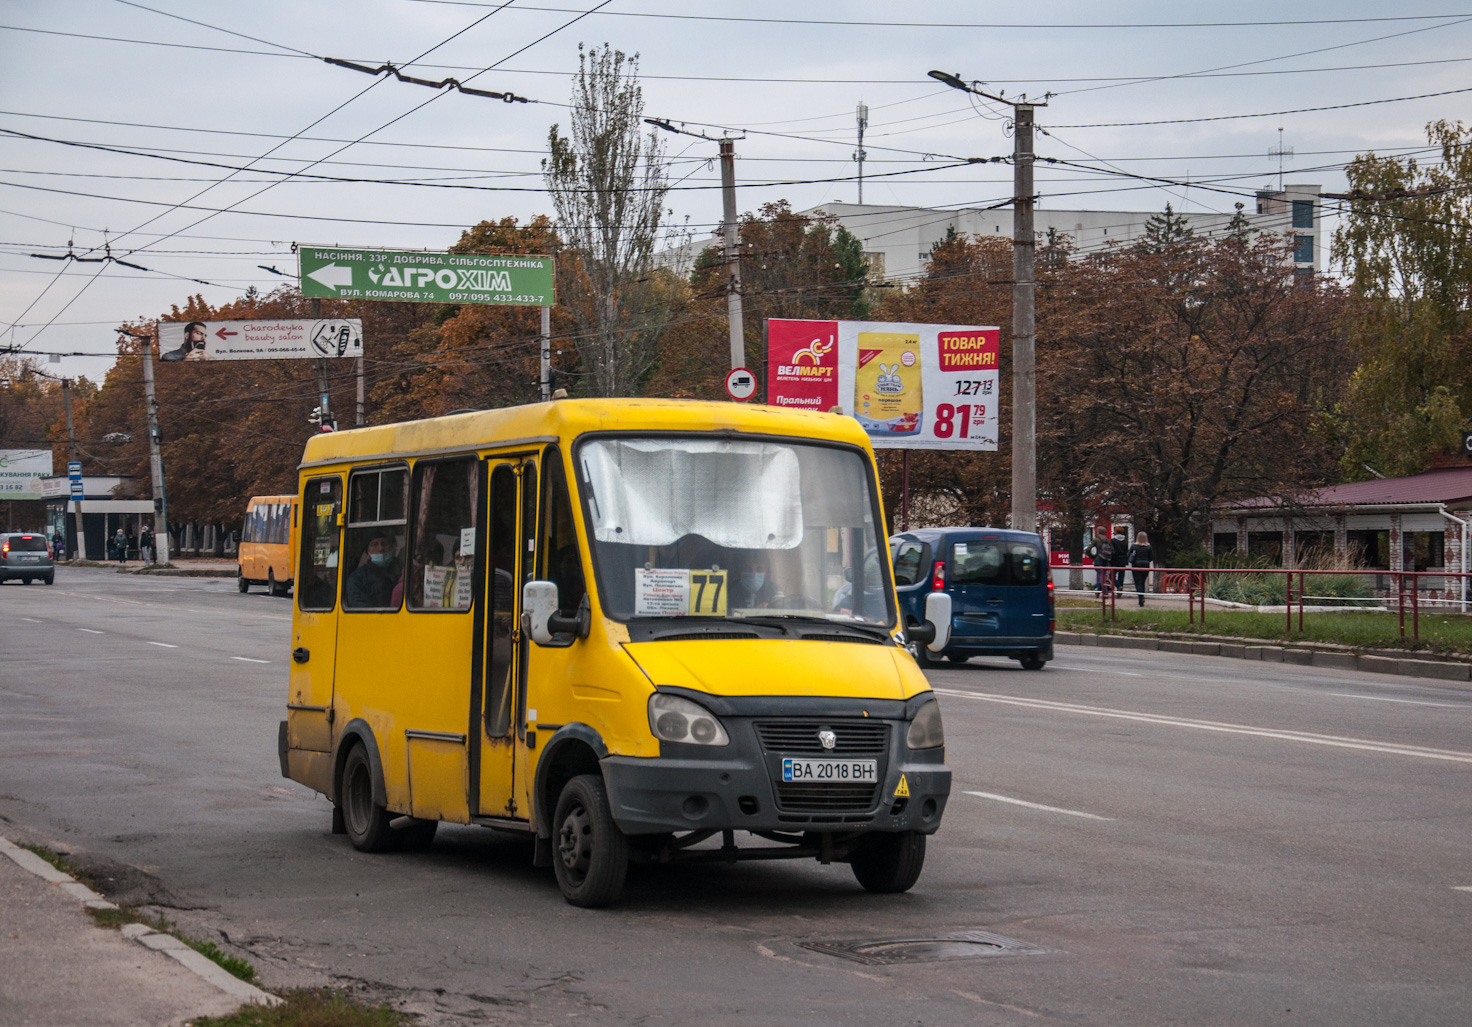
<box><xmin>950</xmin><ymin>540</ymin><xmax>1043</xmax><ymax>586</ymax></box>
<box><xmin>11</xmin><ymin>535</ymin><xmax>48</xmax><ymax>551</ymax></box>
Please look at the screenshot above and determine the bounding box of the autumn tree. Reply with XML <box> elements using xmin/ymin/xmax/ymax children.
<box><xmin>544</xmin><ymin>44</ymin><xmax>675</xmax><ymax>397</ymax></box>
<box><xmin>1330</xmin><ymin>119</ymin><xmax>1472</xmax><ymax>477</ymax></box>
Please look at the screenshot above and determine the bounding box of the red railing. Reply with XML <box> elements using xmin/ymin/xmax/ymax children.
<box><xmin>1089</xmin><ymin>567</ymin><xmax>1469</xmax><ymax>640</ymax></box>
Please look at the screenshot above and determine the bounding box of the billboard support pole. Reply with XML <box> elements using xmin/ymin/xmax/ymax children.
<box><xmin>62</xmin><ymin>378</ymin><xmax>82</xmax><ymax>559</ymax></box>
<box><xmin>540</xmin><ymin>305</ymin><xmax>552</xmax><ymax>402</ymax></box>
<box><xmin>140</xmin><ymin>340</ymin><xmax>171</xmax><ymax>566</ymax></box>
<box><xmin>309</xmin><ymin>299</ymin><xmax>330</xmax><ymax>429</ymax></box>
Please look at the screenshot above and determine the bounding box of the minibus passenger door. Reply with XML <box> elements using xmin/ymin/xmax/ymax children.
<box><xmin>476</xmin><ymin>460</ymin><xmax>531</xmax><ymax>818</ymax></box>
<box><xmin>288</xmin><ymin>477</ymin><xmax>342</xmax><ymax>756</ymax></box>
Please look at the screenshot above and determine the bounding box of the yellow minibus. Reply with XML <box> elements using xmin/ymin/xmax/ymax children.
<box><xmin>278</xmin><ymin>399</ymin><xmax>953</xmax><ymax>906</ymax></box>
<box><xmin>238</xmin><ymin>495</ymin><xmax>297</xmax><ymax>596</ymax></box>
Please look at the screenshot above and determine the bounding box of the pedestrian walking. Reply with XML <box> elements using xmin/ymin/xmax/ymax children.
<box><xmin>51</xmin><ymin>529</ymin><xmax>64</xmax><ymax>560</ymax></box>
<box><xmin>1111</xmin><ymin>525</ymin><xmax>1130</xmax><ymax>595</ymax></box>
<box><xmin>1088</xmin><ymin>531</ymin><xmax>1115</xmax><ymax>593</ymax></box>
<box><xmin>140</xmin><ymin>525</ymin><xmax>155</xmax><ymax>565</ymax></box>
<box><xmin>1128</xmin><ymin>531</ymin><xmax>1155</xmax><ymax>607</ymax></box>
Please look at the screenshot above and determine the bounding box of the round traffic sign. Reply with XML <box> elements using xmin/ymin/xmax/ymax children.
<box><xmin>725</xmin><ymin>367</ymin><xmax>757</xmax><ymax>402</ymax></box>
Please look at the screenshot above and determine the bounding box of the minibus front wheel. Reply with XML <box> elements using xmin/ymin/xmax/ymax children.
<box><xmin>341</xmin><ymin>743</ymin><xmax>397</xmax><ymax>853</ymax></box>
<box><xmin>552</xmin><ymin>774</ymin><xmax>629</xmax><ymax>907</ymax></box>
<box><xmin>849</xmin><ymin>830</ymin><xmax>927</xmax><ymax>893</ymax></box>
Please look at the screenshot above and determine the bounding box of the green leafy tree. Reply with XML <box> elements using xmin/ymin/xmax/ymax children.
<box><xmin>1330</xmin><ymin>119</ymin><xmax>1472</xmax><ymax>477</ymax></box>
<box><xmin>1138</xmin><ymin>202</ymin><xmax>1194</xmax><ymax>253</ymax></box>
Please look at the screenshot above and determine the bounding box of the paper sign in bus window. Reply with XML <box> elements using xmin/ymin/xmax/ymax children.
<box><xmin>636</xmin><ymin>568</ymin><xmax>690</xmax><ymax>616</ymax></box>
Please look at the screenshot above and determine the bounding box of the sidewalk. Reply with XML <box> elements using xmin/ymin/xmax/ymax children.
<box><xmin>61</xmin><ymin>557</ymin><xmax>236</xmax><ymax>578</ymax></box>
<box><xmin>0</xmin><ymin>836</ymin><xmax>269</xmax><ymax>1026</ymax></box>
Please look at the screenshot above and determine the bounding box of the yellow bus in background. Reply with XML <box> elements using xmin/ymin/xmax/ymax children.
<box><xmin>278</xmin><ymin>399</ymin><xmax>954</xmax><ymax>907</ymax></box>
<box><xmin>239</xmin><ymin>494</ymin><xmax>297</xmax><ymax>596</ymax></box>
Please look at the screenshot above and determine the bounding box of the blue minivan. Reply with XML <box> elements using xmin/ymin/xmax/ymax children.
<box><xmin>890</xmin><ymin>528</ymin><xmax>1054</xmax><ymax>670</ymax></box>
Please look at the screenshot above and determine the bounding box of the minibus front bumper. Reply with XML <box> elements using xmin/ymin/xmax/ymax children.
<box><xmin>599</xmin><ymin>692</ymin><xmax>950</xmax><ymax>837</ymax></box>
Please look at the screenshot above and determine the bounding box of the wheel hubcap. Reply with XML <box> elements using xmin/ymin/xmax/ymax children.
<box><xmin>558</xmin><ymin>803</ymin><xmax>592</xmax><ymax>877</ymax></box>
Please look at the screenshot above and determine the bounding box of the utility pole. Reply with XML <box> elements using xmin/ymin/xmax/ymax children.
<box><xmin>929</xmin><ymin>71</ymin><xmax>1048</xmax><ymax>533</ymax></box>
<box><xmin>355</xmin><ymin>355</ymin><xmax>365</xmax><ymax>426</ymax></box>
<box><xmin>855</xmin><ymin>102</ymin><xmax>869</xmax><ymax>204</ymax></box>
<box><xmin>647</xmin><ymin>118</ymin><xmax>747</xmax><ymax>374</ymax></box>
<box><xmin>62</xmin><ymin>377</ymin><xmax>81</xmax><ymax>559</ymax></box>
<box><xmin>540</xmin><ymin>304</ymin><xmax>552</xmax><ymax>401</ymax></box>
<box><xmin>139</xmin><ymin>338</ymin><xmax>171</xmax><ymax>565</ymax></box>
<box><xmin>310</xmin><ymin>298</ymin><xmax>331</xmax><ymax>429</ymax></box>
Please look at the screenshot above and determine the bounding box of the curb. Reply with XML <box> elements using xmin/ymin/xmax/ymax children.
<box><xmin>1056</xmin><ymin>631</ymin><xmax>1472</xmax><ymax>687</ymax></box>
<box><xmin>0</xmin><ymin>834</ymin><xmax>281</xmax><ymax>1008</ymax></box>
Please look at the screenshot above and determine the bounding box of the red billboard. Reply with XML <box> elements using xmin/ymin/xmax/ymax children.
<box><xmin>766</xmin><ymin>319</ymin><xmax>839</xmax><ymax>412</ymax></box>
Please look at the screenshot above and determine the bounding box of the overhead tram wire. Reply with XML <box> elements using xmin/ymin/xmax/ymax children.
<box><xmin>1048</xmin><ymin>85</ymin><xmax>1472</xmax><ymax>128</ymax></box>
<box><xmin>7</xmin><ymin>26</ymin><xmax>1472</xmax><ymax>86</ymax></box>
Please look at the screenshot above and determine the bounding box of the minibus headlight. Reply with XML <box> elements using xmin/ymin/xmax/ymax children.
<box><xmin>906</xmin><ymin>699</ymin><xmax>945</xmax><ymax>749</ymax></box>
<box><xmin>649</xmin><ymin>693</ymin><xmax>729</xmax><ymax>746</ymax></box>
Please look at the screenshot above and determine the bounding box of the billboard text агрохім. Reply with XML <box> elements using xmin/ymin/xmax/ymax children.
<box><xmin>765</xmin><ymin>318</ymin><xmax>1000</xmax><ymax>451</ymax></box>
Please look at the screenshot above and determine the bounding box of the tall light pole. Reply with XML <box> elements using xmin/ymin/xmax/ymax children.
<box><xmin>929</xmin><ymin>71</ymin><xmax>1047</xmax><ymax>534</ymax></box>
<box><xmin>646</xmin><ymin>119</ymin><xmax>747</xmax><ymax>375</ymax></box>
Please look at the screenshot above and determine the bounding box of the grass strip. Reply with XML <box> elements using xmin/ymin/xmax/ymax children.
<box><xmin>188</xmin><ymin>989</ymin><xmax>408</xmax><ymax>1026</ymax></box>
<box><xmin>1058</xmin><ymin>607</ymin><xmax>1472</xmax><ymax>656</ymax></box>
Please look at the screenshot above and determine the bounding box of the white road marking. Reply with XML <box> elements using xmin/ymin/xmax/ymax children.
<box><xmin>230</xmin><ymin>656</ymin><xmax>269</xmax><ymax>664</ymax></box>
<box><xmin>21</xmin><ymin>617</ymin><xmax>41</xmax><ymax>623</ymax></box>
<box><xmin>1329</xmin><ymin>693</ymin><xmax>1461</xmax><ymax>708</ymax></box>
<box><xmin>933</xmin><ymin>688</ymin><xmax>1472</xmax><ymax>764</ymax></box>
<box><xmin>1454</xmin><ymin>886</ymin><xmax>1472</xmax><ymax>892</ymax></box>
<box><xmin>964</xmin><ymin>790</ymin><xmax>1113</xmax><ymax>821</ymax></box>
<box><xmin>77</xmin><ymin>628</ymin><xmax>103</xmax><ymax>634</ymax></box>
<box><xmin>144</xmin><ymin>641</ymin><xmax>177</xmax><ymax>648</ymax></box>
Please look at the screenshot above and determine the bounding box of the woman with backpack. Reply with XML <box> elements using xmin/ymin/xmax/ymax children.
<box><xmin>1128</xmin><ymin>531</ymin><xmax>1155</xmax><ymax>606</ymax></box>
<box><xmin>1089</xmin><ymin>531</ymin><xmax>1115</xmax><ymax>593</ymax></box>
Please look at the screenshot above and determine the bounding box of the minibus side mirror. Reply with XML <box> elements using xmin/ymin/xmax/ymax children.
<box><xmin>907</xmin><ymin>592</ymin><xmax>951</xmax><ymax>652</ymax></box>
<box><xmin>522</xmin><ymin>581</ymin><xmax>590</xmax><ymax>644</ymax></box>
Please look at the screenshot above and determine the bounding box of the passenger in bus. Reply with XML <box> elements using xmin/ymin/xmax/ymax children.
<box><xmin>346</xmin><ymin>533</ymin><xmax>401</xmax><ymax>608</ymax></box>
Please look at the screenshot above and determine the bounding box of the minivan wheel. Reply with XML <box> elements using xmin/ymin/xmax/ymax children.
<box><xmin>42</xmin><ymin>573</ymin><xmax>53</xmax><ymax>585</ymax></box>
<box><xmin>946</xmin><ymin>654</ymin><xmax>969</xmax><ymax>664</ymax></box>
<box><xmin>850</xmin><ymin>830</ymin><xmax>927</xmax><ymax>893</ymax></box>
<box><xmin>21</xmin><ymin>577</ymin><xmax>31</xmax><ymax>585</ymax></box>
<box><xmin>237</xmin><ymin>568</ymin><xmax>249</xmax><ymax>593</ymax></box>
<box><xmin>341</xmin><ymin>744</ymin><xmax>397</xmax><ymax>853</ymax></box>
<box><xmin>1019</xmin><ymin>655</ymin><xmax>1046</xmax><ymax>671</ymax></box>
<box><xmin>552</xmin><ymin>774</ymin><xmax>628</xmax><ymax>907</ymax></box>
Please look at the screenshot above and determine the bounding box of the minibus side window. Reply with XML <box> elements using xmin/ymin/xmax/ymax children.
<box><xmin>299</xmin><ymin>479</ymin><xmax>341</xmax><ymax>611</ymax></box>
<box><xmin>342</xmin><ymin>467</ymin><xmax>408</xmax><ymax>611</ymax></box>
<box><xmin>408</xmin><ymin>458</ymin><xmax>477</xmax><ymax>611</ymax></box>
<box><xmin>485</xmin><ymin>465</ymin><xmax>517</xmax><ymax>737</ymax></box>
<box><xmin>540</xmin><ymin>448</ymin><xmax>585</xmax><ymax>620</ymax></box>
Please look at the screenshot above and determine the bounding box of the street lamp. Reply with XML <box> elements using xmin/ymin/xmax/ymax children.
<box><xmin>928</xmin><ymin>70</ymin><xmax>1048</xmax><ymax>534</ymax></box>
<box><xmin>645</xmin><ymin>118</ymin><xmax>747</xmax><ymax>378</ymax></box>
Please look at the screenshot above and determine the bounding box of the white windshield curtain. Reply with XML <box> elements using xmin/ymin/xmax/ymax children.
<box><xmin>580</xmin><ymin>439</ymin><xmax>804</xmax><ymax>549</ymax></box>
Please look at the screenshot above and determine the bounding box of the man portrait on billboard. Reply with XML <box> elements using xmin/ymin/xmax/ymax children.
<box><xmin>161</xmin><ymin>321</ymin><xmax>208</xmax><ymax>362</ymax></box>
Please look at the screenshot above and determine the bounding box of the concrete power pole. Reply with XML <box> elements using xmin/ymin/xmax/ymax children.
<box><xmin>718</xmin><ymin>137</ymin><xmax>745</xmax><ymax>373</ymax></box>
<box><xmin>1011</xmin><ymin>103</ymin><xmax>1037</xmax><ymax>534</ymax></box>
<box><xmin>139</xmin><ymin>341</ymin><xmax>171</xmax><ymax>565</ymax></box>
<box><xmin>928</xmin><ymin>71</ymin><xmax>1048</xmax><ymax>534</ymax></box>
<box><xmin>62</xmin><ymin>378</ymin><xmax>82</xmax><ymax>559</ymax></box>
<box><xmin>540</xmin><ymin>304</ymin><xmax>552</xmax><ymax>401</ymax></box>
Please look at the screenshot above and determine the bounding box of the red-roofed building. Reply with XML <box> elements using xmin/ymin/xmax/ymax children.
<box><xmin>1211</xmin><ymin>460</ymin><xmax>1472</xmax><ymax>580</ymax></box>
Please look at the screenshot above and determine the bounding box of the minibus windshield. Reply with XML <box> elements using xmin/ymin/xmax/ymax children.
<box><xmin>578</xmin><ymin>436</ymin><xmax>894</xmax><ymax>628</ymax></box>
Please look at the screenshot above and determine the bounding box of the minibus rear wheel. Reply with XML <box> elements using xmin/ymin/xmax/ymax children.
<box><xmin>341</xmin><ymin>744</ymin><xmax>397</xmax><ymax>853</ymax></box>
<box><xmin>237</xmin><ymin>568</ymin><xmax>249</xmax><ymax>593</ymax></box>
<box><xmin>552</xmin><ymin>774</ymin><xmax>629</xmax><ymax>907</ymax></box>
<box><xmin>850</xmin><ymin>830</ymin><xmax>926</xmax><ymax>893</ymax></box>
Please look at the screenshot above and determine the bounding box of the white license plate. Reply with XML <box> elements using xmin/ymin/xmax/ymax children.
<box><xmin>781</xmin><ymin>758</ymin><xmax>877</xmax><ymax>784</ymax></box>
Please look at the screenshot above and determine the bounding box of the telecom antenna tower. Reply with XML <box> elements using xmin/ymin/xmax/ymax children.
<box><xmin>855</xmin><ymin>102</ymin><xmax>869</xmax><ymax>203</ymax></box>
<box><xmin>1269</xmin><ymin>127</ymin><xmax>1294</xmax><ymax>192</ymax></box>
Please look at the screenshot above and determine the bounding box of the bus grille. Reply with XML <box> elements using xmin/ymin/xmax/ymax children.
<box><xmin>774</xmin><ymin>782</ymin><xmax>879</xmax><ymax>813</ymax></box>
<box><xmin>755</xmin><ymin>721</ymin><xmax>888</xmax><ymax>756</ymax></box>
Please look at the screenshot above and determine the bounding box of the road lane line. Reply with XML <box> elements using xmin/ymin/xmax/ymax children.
<box><xmin>21</xmin><ymin>617</ymin><xmax>40</xmax><ymax>623</ymax></box>
<box><xmin>144</xmin><ymin>641</ymin><xmax>177</xmax><ymax>648</ymax></box>
<box><xmin>933</xmin><ymin>688</ymin><xmax>1472</xmax><ymax>764</ymax></box>
<box><xmin>77</xmin><ymin>628</ymin><xmax>103</xmax><ymax>634</ymax></box>
<box><xmin>1454</xmin><ymin>886</ymin><xmax>1472</xmax><ymax>892</ymax></box>
<box><xmin>1329</xmin><ymin>693</ymin><xmax>1461</xmax><ymax>708</ymax></box>
<box><xmin>964</xmin><ymin>790</ymin><xmax>1113</xmax><ymax>820</ymax></box>
<box><xmin>230</xmin><ymin>657</ymin><xmax>269</xmax><ymax>664</ymax></box>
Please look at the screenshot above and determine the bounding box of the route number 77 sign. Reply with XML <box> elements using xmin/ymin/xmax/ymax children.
<box><xmin>766</xmin><ymin>318</ymin><xmax>1000</xmax><ymax>450</ymax></box>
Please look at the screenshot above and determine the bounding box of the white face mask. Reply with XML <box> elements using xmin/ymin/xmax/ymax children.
<box><xmin>741</xmin><ymin>571</ymin><xmax>765</xmax><ymax>593</ymax></box>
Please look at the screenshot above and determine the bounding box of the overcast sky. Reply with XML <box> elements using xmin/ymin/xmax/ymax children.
<box><xmin>2</xmin><ymin>0</ymin><xmax>1469</xmax><ymax>381</ymax></box>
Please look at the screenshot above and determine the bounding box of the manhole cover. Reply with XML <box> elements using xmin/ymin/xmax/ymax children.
<box><xmin>798</xmin><ymin>930</ymin><xmax>1046</xmax><ymax>966</ymax></box>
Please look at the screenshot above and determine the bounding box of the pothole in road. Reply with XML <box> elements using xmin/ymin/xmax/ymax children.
<box><xmin>798</xmin><ymin>929</ymin><xmax>1047</xmax><ymax>966</ymax></box>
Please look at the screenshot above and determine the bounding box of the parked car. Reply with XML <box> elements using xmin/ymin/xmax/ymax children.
<box><xmin>890</xmin><ymin>527</ymin><xmax>1053</xmax><ymax>670</ymax></box>
<box><xmin>0</xmin><ymin>532</ymin><xmax>55</xmax><ymax>585</ymax></box>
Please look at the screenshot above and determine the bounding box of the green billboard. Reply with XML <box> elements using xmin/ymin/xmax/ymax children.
<box><xmin>298</xmin><ymin>246</ymin><xmax>554</xmax><ymax>306</ymax></box>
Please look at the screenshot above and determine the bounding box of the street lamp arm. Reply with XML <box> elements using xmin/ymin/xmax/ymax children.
<box><xmin>926</xmin><ymin>69</ymin><xmax>1046</xmax><ymax>108</ymax></box>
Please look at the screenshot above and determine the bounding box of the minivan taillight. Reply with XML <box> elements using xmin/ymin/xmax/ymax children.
<box><xmin>1</xmin><ymin>541</ymin><xmax>8</xmax><ymax>556</ymax></box>
<box><xmin>931</xmin><ymin>560</ymin><xmax>946</xmax><ymax>591</ymax></box>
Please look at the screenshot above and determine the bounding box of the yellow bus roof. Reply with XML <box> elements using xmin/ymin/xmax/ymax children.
<box><xmin>299</xmin><ymin>399</ymin><xmax>873</xmax><ymax>470</ymax></box>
